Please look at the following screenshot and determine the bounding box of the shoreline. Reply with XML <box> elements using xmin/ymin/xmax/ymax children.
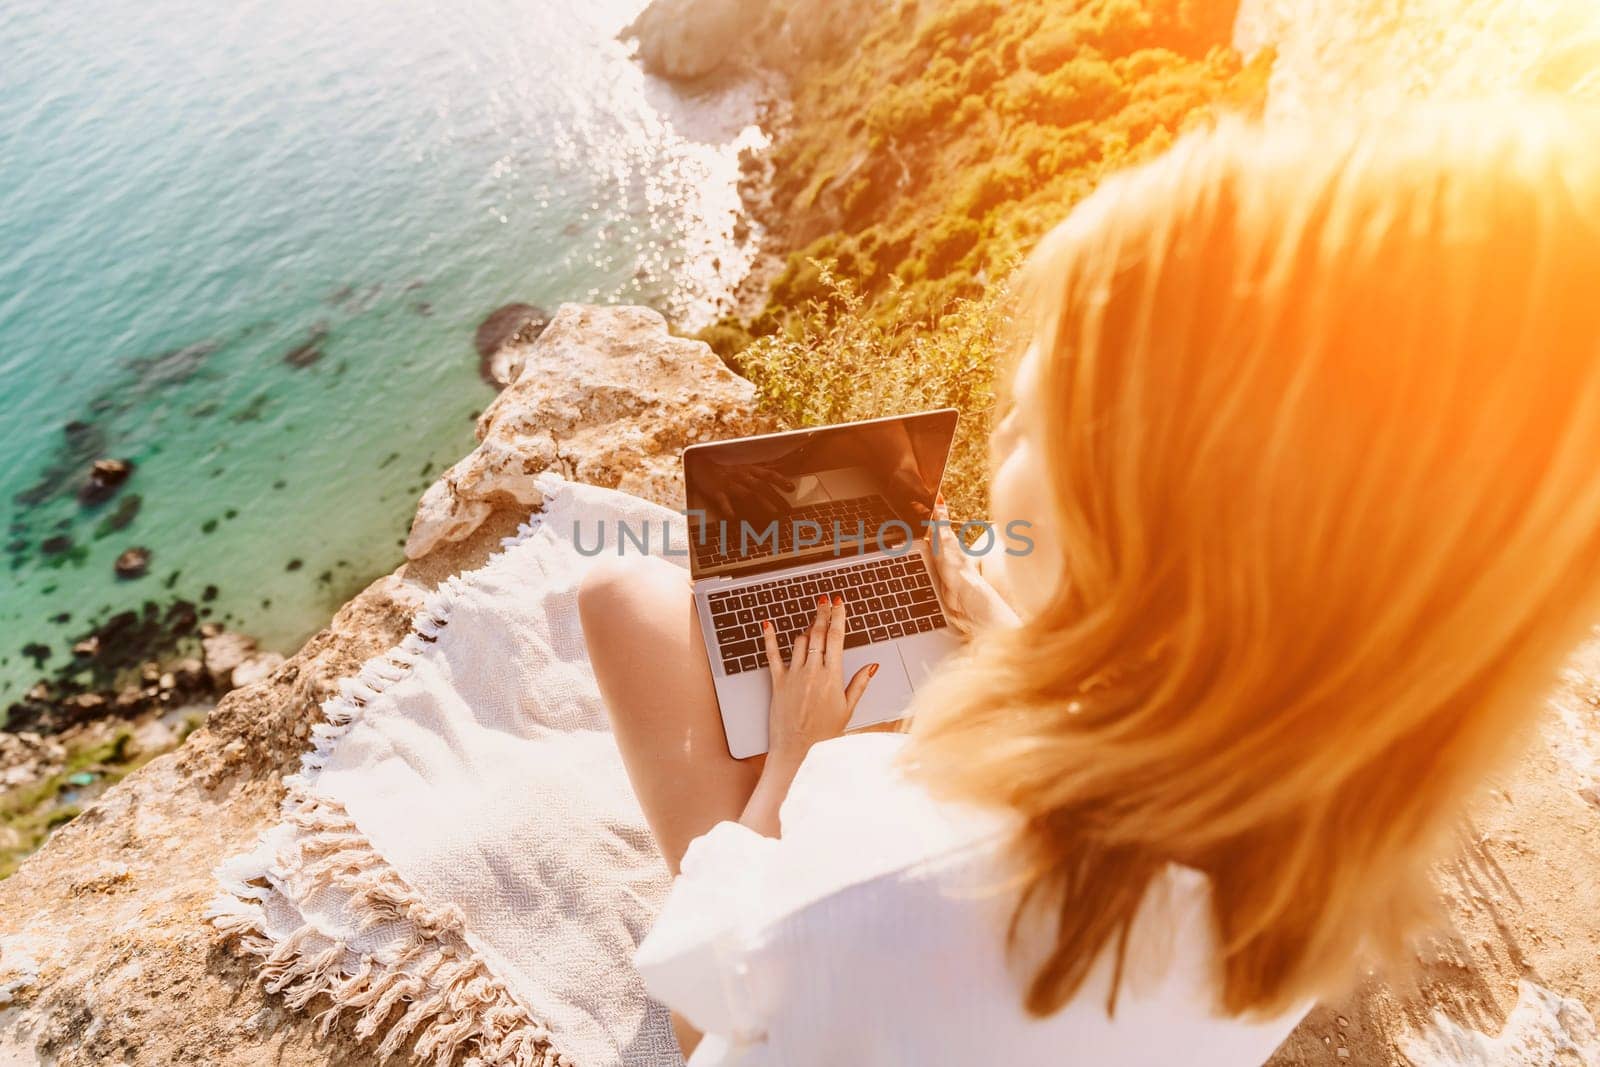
<box><xmin>0</xmin><ymin>40</ymin><xmax>779</xmax><ymax>875</ymax></box>
<box><xmin>0</xmin><ymin>0</ymin><xmax>764</xmax><ymax>710</ymax></box>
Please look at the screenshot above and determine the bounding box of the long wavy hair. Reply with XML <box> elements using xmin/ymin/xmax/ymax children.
<box><xmin>907</xmin><ymin>105</ymin><xmax>1600</xmax><ymax>1018</ymax></box>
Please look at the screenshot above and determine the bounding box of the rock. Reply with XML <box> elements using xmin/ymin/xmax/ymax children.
<box><xmin>622</xmin><ymin>0</ymin><xmax>886</xmax><ymax>81</ymax></box>
<box><xmin>168</xmin><ymin>601</ymin><xmax>199</xmax><ymax>635</ymax></box>
<box><xmin>281</xmin><ymin>341</ymin><xmax>322</xmax><ymax>369</ymax></box>
<box><xmin>40</xmin><ymin>535</ymin><xmax>73</xmax><ymax>556</ymax></box>
<box><xmin>0</xmin><ymin>303</ymin><xmax>767</xmax><ymax>1063</ymax></box>
<box><xmin>0</xmin><ymin>523</ymin><xmax>487</xmax><ymax>1064</ymax></box>
<box><xmin>126</xmin><ymin>341</ymin><xmax>219</xmax><ymax>390</ymax></box>
<box><xmin>201</xmin><ymin>631</ymin><xmax>258</xmax><ymax>689</ymax></box>
<box><xmin>113</xmin><ymin>686</ymin><xmax>147</xmax><ymax>714</ymax></box>
<box><xmin>765</xmin><ymin>0</ymin><xmax>889</xmax><ymax>66</ymax></box>
<box><xmin>406</xmin><ymin>304</ymin><xmax>764</xmax><ymax>559</ymax></box>
<box><xmin>281</xmin><ymin>324</ymin><xmax>328</xmax><ymax>370</ymax></box>
<box><xmin>229</xmin><ymin>652</ymin><xmax>285</xmax><ymax>690</ymax></box>
<box><xmin>5</xmin><ymin>600</ymin><xmax>208</xmax><ymax>740</ymax></box>
<box><xmin>61</xmin><ymin>693</ymin><xmax>107</xmax><ymax>715</ymax></box>
<box><xmin>93</xmin><ymin>492</ymin><xmax>143</xmax><ymax>538</ymax></box>
<box><xmin>113</xmin><ymin>546</ymin><xmax>151</xmax><ymax>579</ymax></box>
<box><xmin>0</xmin><ymin>732</ymin><xmax>67</xmax><ymax>790</ymax></box>
<box><xmin>13</xmin><ymin>422</ymin><xmax>107</xmax><ymax>509</ymax></box>
<box><xmin>79</xmin><ymin>458</ymin><xmax>134</xmax><ymax>506</ymax></box>
<box><xmin>474</xmin><ymin>303</ymin><xmax>550</xmax><ymax>386</ymax></box>
<box><xmin>623</xmin><ymin>0</ymin><xmax>745</xmax><ymax>81</ymax></box>
<box><xmin>128</xmin><ymin>717</ymin><xmax>178</xmax><ymax>758</ymax></box>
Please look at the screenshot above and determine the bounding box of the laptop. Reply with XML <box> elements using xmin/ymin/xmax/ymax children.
<box><xmin>684</xmin><ymin>409</ymin><xmax>965</xmax><ymax>758</ymax></box>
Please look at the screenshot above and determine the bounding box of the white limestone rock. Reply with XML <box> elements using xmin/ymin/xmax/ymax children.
<box><xmin>404</xmin><ymin>303</ymin><xmax>762</xmax><ymax>560</ymax></box>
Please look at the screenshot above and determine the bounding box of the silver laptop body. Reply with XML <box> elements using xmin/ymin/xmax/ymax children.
<box><xmin>683</xmin><ymin>409</ymin><xmax>964</xmax><ymax>758</ymax></box>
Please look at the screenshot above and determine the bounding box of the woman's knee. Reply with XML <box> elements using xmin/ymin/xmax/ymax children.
<box><xmin>577</xmin><ymin>554</ymin><xmax>685</xmax><ymax>646</ymax></box>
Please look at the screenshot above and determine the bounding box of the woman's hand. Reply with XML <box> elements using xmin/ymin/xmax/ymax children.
<box><xmin>739</xmin><ymin>595</ymin><xmax>877</xmax><ymax>837</ymax></box>
<box><xmin>762</xmin><ymin>595</ymin><xmax>878</xmax><ymax>766</ymax></box>
<box><xmin>929</xmin><ymin>499</ymin><xmax>1021</xmax><ymax>636</ymax></box>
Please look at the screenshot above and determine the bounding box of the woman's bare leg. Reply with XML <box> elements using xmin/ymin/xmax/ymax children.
<box><xmin>578</xmin><ymin>554</ymin><xmax>763</xmax><ymax>875</ymax></box>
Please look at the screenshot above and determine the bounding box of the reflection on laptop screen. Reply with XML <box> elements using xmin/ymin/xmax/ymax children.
<box><xmin>684</xmin><ymin>409</ymin><xmax>958</xmax><ymax>578</ymax></box>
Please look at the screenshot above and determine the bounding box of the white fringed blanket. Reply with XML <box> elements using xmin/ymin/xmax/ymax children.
<box><xmin>209</xmin><ymin>475</ymin><xmax>685</xmax><ymax>1067</ymax></box>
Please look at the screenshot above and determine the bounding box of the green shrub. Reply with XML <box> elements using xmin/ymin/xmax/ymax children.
<box><xmin>738</xmin><ymin>263</ymin><xmax>1009</xmax><ymax>520</ymax></box>
<box><xmin>922</xmin><ymin>216</ymin><xmax>982</xmax><ymax>278</ymax></box>
<box><xmin>962</xmin><ymin>52</ymin><xmax>1002</xmax><ymax>93</ymax></box>
<box><xmin>1022</xmin><ymin>26</ymin><xmax>1081</xmax><ymax>72</ymax></box>
<box><xmin>744</xmin><ymin>0</ymin><xmax>1272</xmax><ymax>510</ymax></box>
<box><xmin>697</xmin><ymin>318</ymin><xmax>755</xmax><ymax>364</ymax></box>
<box><xmin>955</xmin><ymin>160</ymin><xmax>1033</xmax><ymax>218</ymax></box>
<box><xmin>916</xmin><ymin>0</ymin><xmax>1005</xmax><ymax>52</ymax></box>
<box><xmin>1022</xmin><ymin>57</ymin><xmax>1127</xmax><ymax>126</ymax></box>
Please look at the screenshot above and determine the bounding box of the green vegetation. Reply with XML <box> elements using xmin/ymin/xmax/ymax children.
<box><xmin>1</xmin><ymin>727</ymin><xmax>138</xmax><ymax>878</ymax></box>
<box><xmin>740</xmin><ymin>264</ymin><xmax>1007</xmax><ymax>521</ymax></box>
<box><xmin>714</xmin><ymin>0</ymin><xmax>1271</xmax><ymax>512</ymax></box>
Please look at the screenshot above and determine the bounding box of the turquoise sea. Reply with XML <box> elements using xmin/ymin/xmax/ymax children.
<box><xmin>0</xmin><ymin>0</ymin><xmax>763</xmax><ymax>701</ymax></box>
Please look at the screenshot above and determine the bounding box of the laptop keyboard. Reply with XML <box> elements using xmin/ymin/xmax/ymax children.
<box><xmin>708</xmin><ymin>554</ymin><xmax>947</xmax><ymax>674</ymax></box>
<box><xmin>691</xmin><ymin>493</ymin><xmax>903</xmax><ymax>571</ymax></box>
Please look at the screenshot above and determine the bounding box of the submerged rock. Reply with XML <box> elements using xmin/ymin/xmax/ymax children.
<box><xmin>39</xmin><ymin>535</ymin><xmax>73</xmax><ymax>556</ymax></box>
<box><xmin>282</xmin><ymin>324</ymin><xmax>329</xmax><ymax>370</ymax></box>
<box><xmin>93</xmin><ymin>493</ymin><xmax>143</xmax><ymax>539</ymax></box>
<box><xmin>126</xmin><ymin>341</ymin><xmax>220</xmax><ymax>390</ymax></box>
<box><xmin>282</xmin><ymin>341</ymin><xmax>323</xmax><ymax>369</ymax></box>
<box><xmin>13</xmin><ymin>422</ymin><xmax>108</xmax><ymax>508</ymax></box>
<box><xmin>474</xmin><ymin>303</ymin><xmax>550</xmax><ymax>386</ymax></box>
<box><xmin>5</xmin><ymin>603</ymin><xmax>249</xmax><ymax>739</ymax></box>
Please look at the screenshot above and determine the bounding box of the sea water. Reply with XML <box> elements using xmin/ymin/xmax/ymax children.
<box><xmin>0</xmin><ymin>0</ymin><xmax>763</xmax><ymax>702</ymax></box>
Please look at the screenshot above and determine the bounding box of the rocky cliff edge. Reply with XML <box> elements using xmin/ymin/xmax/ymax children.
<box><xmin>0</xmin><ymin>304</ymin><xmax>761</xmax><ymax>1065</ymax></box>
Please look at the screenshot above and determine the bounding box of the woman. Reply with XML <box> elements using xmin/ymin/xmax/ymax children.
<box><xmin>578</xmin><ymin>107</ymin><xmax>1600</xmax><ymax>1065</ymax></box>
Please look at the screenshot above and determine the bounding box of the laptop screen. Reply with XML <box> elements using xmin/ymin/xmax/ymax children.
<box><xmin>683</xmin><ymin>408</ymin><xmax>959</xmax><ymax>579</ymax></box>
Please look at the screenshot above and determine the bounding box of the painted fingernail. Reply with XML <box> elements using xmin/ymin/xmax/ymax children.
<box><xmin>832</xmin><ymin>594</ymin><xmax>843</xmax><ymax>606</ymax></box>
<box><xmin>762</xmin><ymin>619</ymin><xmax>772</xmax><ymax>632</ymax></box>
<box><xmin>817</xmin><ymin>595</ymin><xmax>827</xmax><ymax>606</ymax></box>
<box><xmin>868</xmin><ymin>662</ymin><xmax>880</xmax><ymax>677</ymax></box>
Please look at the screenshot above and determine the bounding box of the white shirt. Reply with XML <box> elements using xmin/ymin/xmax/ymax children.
<box><xmin>634</xmin><ymin>733</ymin><xmax>1308</xmax><ymax>1066</ymax></box>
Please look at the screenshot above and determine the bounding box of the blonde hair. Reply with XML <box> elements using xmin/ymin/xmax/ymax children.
<box><xmin>909</xmin><ymin>105</ymin><xmax>1600</xmax><ymax>1019</ymax></box>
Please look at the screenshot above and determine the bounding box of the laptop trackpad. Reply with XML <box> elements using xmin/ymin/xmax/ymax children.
<box><xmin>844</xmin><ymin>645</ymin><xmax>913</xmax><ymax>731</ymax></box>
